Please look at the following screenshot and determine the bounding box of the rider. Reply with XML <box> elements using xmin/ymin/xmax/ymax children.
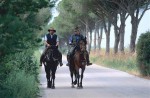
<box><xmin>40</xmin><ymin>27</ymin><xmax>63</xmax><ymax>66</ymax></box>
<box><xmin>66</xmin><ymin>27</ymin><xmax>92</xmax><ymax>66</ymax></box>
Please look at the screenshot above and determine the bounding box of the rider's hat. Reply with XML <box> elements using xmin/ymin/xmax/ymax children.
<box><xmin>74</xmin><ymin>27</ymin><xmax>80</xmax><ymax>32</ymax></box>
<box><xmin>48</xmin><ymin>27</ymin><xmax>56</xmax><ymax>32</ymax></box>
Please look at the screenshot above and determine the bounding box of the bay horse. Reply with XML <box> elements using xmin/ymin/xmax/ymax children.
<box><xmin>43</xmin><ymin>46</ymin><xmax>59</xmax><ymax>89</ymax></box>
<box><xmin>69</xmin><ymin>39</ymin><xmax>87</xmax><ymax>88</ymax></box>
<box><xmin>67</xmin><ymin>45</ymin><xmax>77</xmax><ymax>88</ymax></box>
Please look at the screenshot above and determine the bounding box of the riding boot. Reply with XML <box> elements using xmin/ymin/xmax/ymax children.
<box><xmin>39</xmin><ymin>47</ymin><xmax>48</xmax><ymax>66</ymax></box>
<box><xmin>59</xmin><ymin>60</ymin><xmax>63</xmax><ymax>66</ymax></box>
<box><xmin>86</xmin><ymin>52</ymin><xmax>92</xmax><ymax>66</ymax></box>
<box><xmin>66</xmin><ymin>54</ymin><xmax>70</xmax><ymax>66</ymax></box>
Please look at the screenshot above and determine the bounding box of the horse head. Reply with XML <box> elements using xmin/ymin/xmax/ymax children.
<box><xmin>45</xmin><ymin>46</ymin><xmax>59</xmax><ymax>62</ymax></box>
<box><xmin>79</xmin><ymin>39</ymin><xmax>86</xmax><ymax>52</ymax></box>
<box><xmin>45</xmin><ymin>48</ymin><xmax>53</xmax><ymax>61</ymax></box>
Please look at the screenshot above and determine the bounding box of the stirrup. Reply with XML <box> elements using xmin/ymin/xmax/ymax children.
<box><xmin>39</xmin><ymin>63</ymin><xmax>42</xmax><ymax>66</ymax></box>
<box><xmin>66</xmin><ymin>63</ymin><xmax>69</xmax><ymax>66</ymax></box>
<box><xmin>60</xmin><ymin>62</ymin><xmax>63</xmax><ymax>66</ymax></box>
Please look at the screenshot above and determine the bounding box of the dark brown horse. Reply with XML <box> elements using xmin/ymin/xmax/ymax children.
<box><xmin>69</xmin><ymin>39</ymin><xmax>87</xmax><ymax>88</ymax></box>
<box><xmin>68</xmin><ymin>44</ymin><xmax>77</xmax><ymax>88</ymax></box>
<box><xmin>43</xmin><ymin>46</ymin><xmax>59</xmax><ymax>89</ymax></box>
<box><xmin>74</xmin><ymin>40</ymin><xmax>87</xmax><ymax>88</ymax></box>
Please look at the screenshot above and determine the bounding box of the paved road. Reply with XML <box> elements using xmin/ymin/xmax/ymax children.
<box><xmin>38</xmin><ymin>56</ymin><xmax>150</xmax><ymax>98</ymax></box>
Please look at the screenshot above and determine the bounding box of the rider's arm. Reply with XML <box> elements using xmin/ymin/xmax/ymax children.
<box><xmin>56</xmin><ymin>36</ymin><xmax>59</xmax><ymax>46</ymax></box>
<box><xmin>44</xmin><ymin>35</ymin><xmax>50</xmax><ymax>46</ymax></box>
<box><xmin>45</xmin><ymin>41</ymin><xmax>50</xmax><ymax>47</ymax></box>
<box><xmin>69</xmin><ymin>35</ymin><xmax>72</xmax><ymax>45</ymax></box>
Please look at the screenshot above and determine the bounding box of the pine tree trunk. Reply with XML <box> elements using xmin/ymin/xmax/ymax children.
<box><xmin>114</xmin><ymin>28</ymin><xmax>120</xmax><ymax>54</ymax></box>
<box><xmin>103</xmin><ymin>20</ymin><xmax>111</xmax><ymax>55</ymax></box>
<box><xmin>89</xmin><ymin>28</ymin><xmax>92</xmax><ymax>54</ymax></box>
<box><xmin>130</xmin><ymin>16</ymin><xmax>138</xmax><ymax>53</ymax></box>
<box><xmin>106</xmin><ymin>32</ymin><xmax>110</xmax><ymax>55</ymax></box>
<box><xmin>98</xmin><ymin>27</ymin><xmax>103</xmax><ymax>50</ymax></box>
<box><xmin>94</xmin><ymin>23</ymin><xmax>97</xmax><ymax>51</ymax></box>
<box><xmin>85</xmin><ymin>20</ymin><xmax>90</xmax><ymax>53</ymax></box>
<box><xmin>113</xmin><ymin>13</ymin><xmax>119</xmax><ymax>54</ymax></box>
<box><xmin>119</xmin><ymin>11</ymin><xmax>126</xmax><ymax>53</ymax></box>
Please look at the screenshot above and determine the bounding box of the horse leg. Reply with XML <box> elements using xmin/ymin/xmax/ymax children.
<box><xmin>70</xmin><ymin>72</ymin><xmax>75</xmax><ymax>88</ymax></box>
<box><xmin>51</xmin><ymin>73</ymin><xmax>55</xmax><ymax>89</ymax></box>
<box><xmin>80</xmin><ymin>67</ymin><xmax>85</xmax><ymax>88</ymax></box>
<box><xmin>44</xmin><ymin>64</ymin><xmax>51</xmax><ymax>88</ymax></box>
<box><xmin>76</xmin><ymin>70</ymin><xmax>80</xmax><ymax>89</ymax></box>
<box><xmin>73</xmin><ymin>71</ymin><xmax>77</xmax><ymax>85</ymax></box>
<box><xmin>51</xmin><ymin>64</ymin><xmax>57</xmax><ymax>89</ymax></box>
<box><xmin>69</xmin><ymin>66</ymin><xmax>74</xmax><ymax>87</ymax></box>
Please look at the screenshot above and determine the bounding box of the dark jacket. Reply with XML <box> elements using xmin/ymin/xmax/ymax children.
<box><xmin>46</xmin><ymin>34</ymin><xmax>58</xmax><ymax>45</ymax></box>
<box><xmin>71</xmin><ymin>34</ymin><xmax>85</xmax><ymax>45</ymax></box>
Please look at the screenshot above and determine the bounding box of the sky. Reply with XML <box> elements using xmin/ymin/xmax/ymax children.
<box><xmin>48</xmin><ymin>0</ymin><xmax>60</xmax><ymax>24</ymax></box>
<box><xmin>49</xmin><ymin>1</ymin><xmax>150</xmax><ymax>48</ymax></box>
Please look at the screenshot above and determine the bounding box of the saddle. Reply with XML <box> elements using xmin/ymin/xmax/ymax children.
<box><xmin>44</xmin><ymin>47</ymin><xmax>59</xmax><ymax>62</ymax></box>
<box><xmin>70</xmin><ymin>50</ymin><xmax>86</xmax><ymax>66</ymax></box>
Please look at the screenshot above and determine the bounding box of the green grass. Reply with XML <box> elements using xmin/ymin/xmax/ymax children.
<box><xmin>90</xmin><ymin>51</ymin><xmax>140</xmax><ymax>75</ymax></box>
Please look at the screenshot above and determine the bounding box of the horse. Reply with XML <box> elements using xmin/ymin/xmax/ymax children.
<box><xmin>68</xmin><ymin>39</ymin><xmax>87</xmax><ymax>88</ymax></box>
<box><xmin>67</xmin><ymin>43</ymin><xmax>77</xmax><ymax>88</ymax></box>
<box><xmin>74</xmin><ymin>39</ymin><xmax>87</xmax><ymax>88</ymax></box>
<box><xmin>42</xmin><ymin>46</ymin><xmax>59</xmax><ymax>89</ymax></box>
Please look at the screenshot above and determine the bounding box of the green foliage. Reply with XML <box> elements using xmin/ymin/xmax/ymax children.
<box><xmin>0</xmin><ymin>0</ymin><xmax>55</xmax><ymax>97</ymax></box>
<box><xmin>2</xmin><ymin>49</ymin><xmax>38</xmax><ymax>76</ymax></box>
<box><xmin>0</xmin><ymin>49</ymin><xmax>39</xmax><ymax>98</ymax></box>
<box><xmin>50</xmin><ymin>0</ymin><xmax>97</xmax><ymax>47</ymax></box>
<box><xmin>1</xmin><ymin>70</ymin><xmax>38</xmax><ymax>98</ymax></box>
<box><xmin>0</xmin><ymin>0</ymin><xmax>54</xmax><ymax>57</ymax></box>
<box><xmin>137</xmin><ymin>31</ymin><xmax>150</xmax><ymax>76</ymax></box>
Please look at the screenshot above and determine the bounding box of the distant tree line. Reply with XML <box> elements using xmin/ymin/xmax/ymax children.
<box><xmin>51</xmin><ymin>0</ymin><xmax>150</xmax><ymax>54</ymax></box>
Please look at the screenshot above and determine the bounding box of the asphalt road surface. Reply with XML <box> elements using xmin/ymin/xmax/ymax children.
<box><xmin>38</xmin><ymin>56</ymin><xmax>150</xmax><ymax>98</ymax></box>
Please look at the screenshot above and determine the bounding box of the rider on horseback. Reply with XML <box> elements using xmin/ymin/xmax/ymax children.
<box><xmin>40</xmin><ymin>27</ymin><xmax>63</xmax><ymax>66</ymax></box>
<box><xmin>66</xmin><ymin>27</ymin><xmax>92</xmax><ymax>66</ymax></box>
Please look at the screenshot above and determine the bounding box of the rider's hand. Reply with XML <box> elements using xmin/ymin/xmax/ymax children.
<box><xmin>47</xmin><ymin>44</ymin><xmax>50</xmax><ymax>47</ymax></box>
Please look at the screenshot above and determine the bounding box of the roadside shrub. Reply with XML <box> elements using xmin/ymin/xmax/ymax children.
<box><xmin>137</xmin><ymin>31</ymin><xmax>150</xmax><ymax>76</ymax></box>
<box><xmin>1</xmin><ymin>70</ymin><xmax>38</xmax><ymax>98</ymax></box>
<box><xmin>1</xmin><ymin>49</ymin><xmax>39</xmax><ymax>80</ymax></box>
<box><xmin>0</xmin><ymin>49</ymin><xmax>39</xmax><ymax>98</ymax></box>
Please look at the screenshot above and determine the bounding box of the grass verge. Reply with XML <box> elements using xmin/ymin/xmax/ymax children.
<box><xmin>90</xmin><ymin>50</ymin><xmax>140</xmax><ymax>76</ymax></box>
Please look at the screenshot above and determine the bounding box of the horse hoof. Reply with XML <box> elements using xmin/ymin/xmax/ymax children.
<box><xmin>73</xmin><ymin>81</ymin><xmax>77</xmax><ymax>85</ymax></box>
<box><xmin>77</xmin><ymin>86</ymin><xmax>80</xmax><ymax>89</ymax></box>
<box><xmin>79</xmin><ymin>84</ymin><xmax>83</xmax><ymax>88</ymax></box>
<box><xmin>80</xmin><ymin>86</ymin><xmax>83</xmax><ymax>89</ymax></box>
<box><xmin>77</xmin><ymin>86</ymin><xmax>83</xmax><ymax>89</ymax></box>
<box><xmin>51</xmin><ymin>86</ymin><xmax>55</xmax><ymax>89</ymax></box>
<box><xmin>47</xmin><ymin>81</ymin><xmax>51</xmax><ymax>88</ymax></box>
<box><xmin>47</xmin><ymin>85</ymin><xmax>51</xmax><ymax>88</ymax></box>
<box><xmin>71</xmin><ymin>84</ymin><xmax>75</xmax><ymax>88</ymax></box>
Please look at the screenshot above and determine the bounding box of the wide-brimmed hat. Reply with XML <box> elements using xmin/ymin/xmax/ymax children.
<box><xmin>48</xmin><ymin>28</ymin><xmax>56</xmax><ymax>32</ymax></box>
<box><xmin>74</xmin><ymin>27</ymin><xmax>80</xmax><ymax>32</ymax></box>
